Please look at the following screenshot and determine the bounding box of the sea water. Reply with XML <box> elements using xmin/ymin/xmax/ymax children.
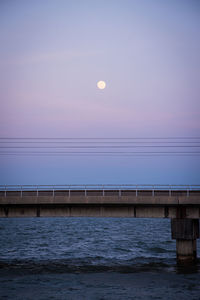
<box><xmin>0</xmin><ymin>218</ymin><xmax>200</xmax><ymax>299</ymax></box>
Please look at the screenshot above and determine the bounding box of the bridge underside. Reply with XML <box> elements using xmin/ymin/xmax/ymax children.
<box><xmin>0</xmin><ymin>203</ymin><xmax>200</xmax><ymax>218</ymax></box>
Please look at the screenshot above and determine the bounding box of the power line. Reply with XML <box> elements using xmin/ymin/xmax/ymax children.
<box><xmin>1</xmin><ymin>138</ymin><xmax>200</xmax><ymax>157</ymax></box>
<box><xmin>0</xmin><ymin>146</ymin><xmax>200</xmax><ymax>149</ymax></box>
<box><xmin>0</xmin><ymin>151</ymin><xmax>200</xmax><ymax>154</ymax></box>
<box><xmin>0</xmin><ymin>153</ymin><xmax>199</xmax><ymax>157</ymax></box>
<box><xmin>1</xmin><ymin>141</ymin><xmax>200</xmax><ymax>144</ymax></box>
<box><xmin>0</xmin><ymin>137</ymin><xmax>200</xmax><ymax>140</ymax></box>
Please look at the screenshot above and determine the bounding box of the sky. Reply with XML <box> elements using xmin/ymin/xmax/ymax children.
<box><xmin>0</xmin><ymin>0</ymin><xmax>200</xmax><ymax>185</ymax></box>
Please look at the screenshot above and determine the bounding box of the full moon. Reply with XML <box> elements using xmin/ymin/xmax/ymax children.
<box><xmin>97</xmin><ymin>80</ymin><xmax>106</xmax><ymax>89</ymax></box>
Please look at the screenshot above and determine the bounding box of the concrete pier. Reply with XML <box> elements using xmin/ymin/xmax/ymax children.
<box><xmin>176</xmin><ymin>240</ymin><xmax>196</xmax><ymax>262</ymax></box>
<box><xmin>0</xmin><ymin>186</ymin><xmax>200</xmax><ymax>263</ymax></box>
<box><xmin>171</xmin><ymin>219</ymin><xmax>199</xmax><ymax>262</ymax></box>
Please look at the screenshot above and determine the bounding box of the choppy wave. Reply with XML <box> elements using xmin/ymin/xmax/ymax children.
<box><xmin>1</xmin><ymin>218</ymin><xmax>200</xmax><ymax>300</ymax></box>
<box><xmin>0</xmin><ymin>217</ymin><xmax>200</xmax><ymax>275</ymax></box>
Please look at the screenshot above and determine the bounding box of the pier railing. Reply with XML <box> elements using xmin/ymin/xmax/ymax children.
<box><xmin>0</xmin><ymin>184</ymin><xmax>200</xmax><ymax>198</ymax></box>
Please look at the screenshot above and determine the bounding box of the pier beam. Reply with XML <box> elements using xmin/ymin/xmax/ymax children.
<box><xmin>171</xmin><ymin>219</ymin><xmax>199</xmax><ymax>263</ymax></box>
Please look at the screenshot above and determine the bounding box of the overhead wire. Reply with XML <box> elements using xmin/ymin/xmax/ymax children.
<box><xmin>0</xmin><ymin>137</ymin><xmax>200</xmax><ymax>157</ymax></box>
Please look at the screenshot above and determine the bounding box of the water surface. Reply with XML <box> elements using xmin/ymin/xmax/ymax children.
<box><xmin>0</xmin><ymin>218</ymin><xmax>199</xmax><ymax>299</ymax></box>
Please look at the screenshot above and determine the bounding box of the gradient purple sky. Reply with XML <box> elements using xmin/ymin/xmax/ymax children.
<box><xmin>0</xmin><ymin>0</ymin><xmax>199</xmax><ymax>184</ymax></box>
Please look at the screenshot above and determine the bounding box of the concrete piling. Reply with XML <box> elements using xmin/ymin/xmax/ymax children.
<box><xmin>171</xmin><ymin>219</ymin><xmax>199</xmax><ymax>262</ymax></box>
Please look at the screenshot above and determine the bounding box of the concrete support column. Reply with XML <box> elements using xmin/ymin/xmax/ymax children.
<box><xmin>171</xmin><ymin>219</ymin><xmax>199</xmax><ymax>263</ymax></box>
<box><xmin>176</xmin><ymin>239</ymin><xmax>196</xmax><ymax>262</ymax></box>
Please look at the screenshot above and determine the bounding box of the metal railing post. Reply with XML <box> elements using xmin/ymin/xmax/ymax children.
<box><xmin>69</xmin><ymin>186</ymin><xmax>71</xmax><ymax>198</ymax></box>
<box><xmin>152</xmin><ymin>185</ymin><xmax>154</xmax><ymax>197</ymax></box>
<box><xmin>4</xmin><ymin>185</ymin><xmax>6</xmax><ymax>198</ymax></box>
<box><xmin>169</xmin><ymin>185</ymin><xmax>171</xmax><ymax>197</ymax></box>
<box><xmin>53</xmin><ymin>186</ymin><xmax>55</xmax><ymax>197</ymax></box>
<box><xmin>136</xmin><ymin>185</ymin><xmax>138</xmax><ymax>197</ymax></box>
<box><xmin>102</xmin><ymin>185</ymin><xmax>105</xmax><ymax>197</ymax></box>
<box><xmin>85</xmin><ymin>186</ymin><xmax>87</xmax><ymax>197</ymax></box>
<box><xmin>187</xmin><ymin>186</ymin><xmax>189</xmax><ymax>197</ymax></box>
<box><xmin>119</xmin><ymin>189</ymin><xmax>121</xmax><ymax>197</ymax></box>
<box><xmin>37</xmin><ymin>186</ymin><xmax>39</xmax><ymax>197</ymax></box>
<box><xmin>21</xmin><ymin>185</ymin><xmax>23</xmax><ymax>198</ymax></box>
